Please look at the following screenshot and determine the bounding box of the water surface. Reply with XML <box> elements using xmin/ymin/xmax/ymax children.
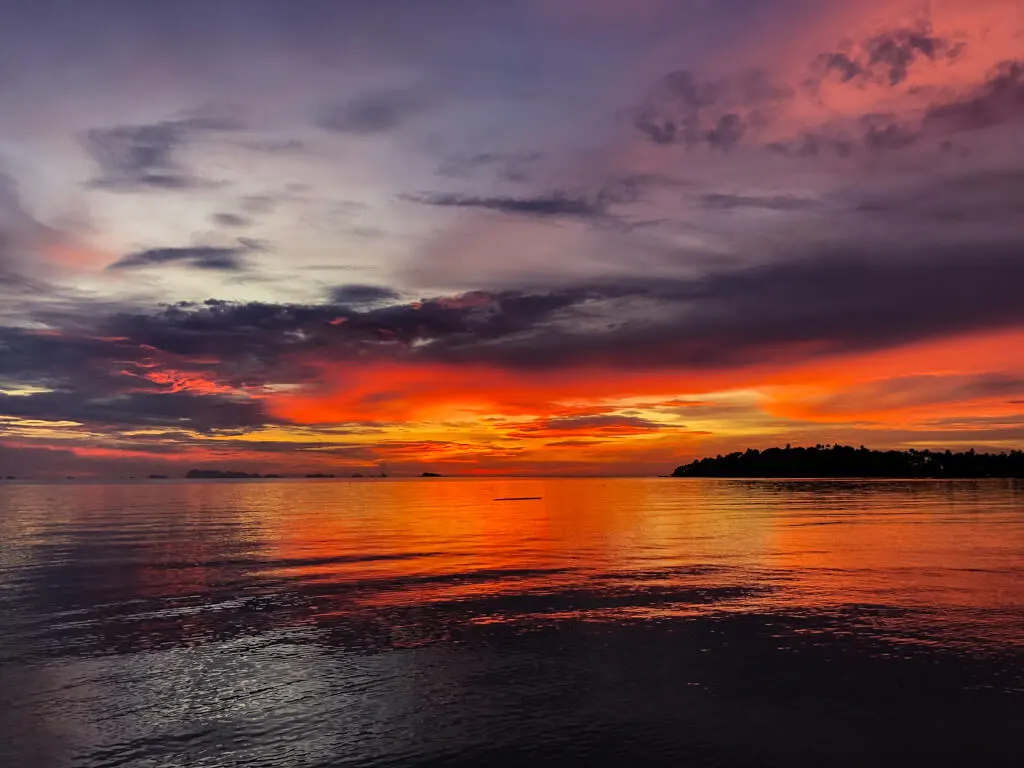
<box><xmin>2</xmin><ymin>478</ymin><xmax>1022</xmax><ymax>766</ymax></box>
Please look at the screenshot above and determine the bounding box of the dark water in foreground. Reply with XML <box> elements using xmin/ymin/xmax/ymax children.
<box><xmin>1</xmin><ymin>478</ymin><xmax>1023</xmax><ymax>767</ymax></box>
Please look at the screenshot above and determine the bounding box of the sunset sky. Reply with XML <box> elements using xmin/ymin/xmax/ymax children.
<box><xmin>1</xmin><ymin>0</ymin><xmax>1023</xmax><ymax>477</ymax></box>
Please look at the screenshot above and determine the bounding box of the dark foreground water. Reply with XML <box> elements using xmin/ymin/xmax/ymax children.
<box><xmin>1</xmin><ymin>478</ymin><xmax>1023</xmax><ymax>767</ymax></box>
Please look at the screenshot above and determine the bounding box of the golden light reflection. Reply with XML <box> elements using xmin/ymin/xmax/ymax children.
<box><xmin>6</xmin><ymin>478</ymin><xmax>1021</xmax><ymax>654</ymax></box>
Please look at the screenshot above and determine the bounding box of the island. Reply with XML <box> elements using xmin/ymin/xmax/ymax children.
<box><xmin>421</xmin><ymin>472</ymin><xmax>443</xmax><ymax>477</ymax></box>
<box><xmin>305</xmin><ymin>473</ymin><xmax>336</xmax><ymax>478</ymax></box>
<box><xmin>185</xmin><ymin>469</ymin><xmax>265</xmax><ymax>479</ymax></box>
<box><xmin>672</xmin><ymin>445</ymin><xmax>1024</xmax><ymax>478</ymax></box>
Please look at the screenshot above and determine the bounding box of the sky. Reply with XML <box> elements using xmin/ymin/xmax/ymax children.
<box><xmin>0</xmin><ymin>0</ymin><xmax>1023</xmax><ymax>477</ymax></box>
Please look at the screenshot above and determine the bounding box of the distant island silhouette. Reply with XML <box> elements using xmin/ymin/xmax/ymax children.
<box><xmin>180</xmin><ymin>470</ymin><xmax>396</xmax><ymax>480</ymax></box>
<box><xmin>185</xmin><ymin>469</ymin><xmax>264</xmax><ymax>479</ymax></box>
<box><xmin>673</xmin><ymin>445</ymin><xmax>1024</xmax><ymax>478</ymax></box>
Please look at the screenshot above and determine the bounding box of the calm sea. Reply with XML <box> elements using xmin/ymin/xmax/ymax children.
<box><xmin>1</xmin><ymin>478</ymin><xmax>1023</xmax><ymax>767</ymax></box>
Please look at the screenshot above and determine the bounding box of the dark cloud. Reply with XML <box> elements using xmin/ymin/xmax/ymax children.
<box><xmin>106</xmin><ymin>241</ymin><xmax>258</xmax><ymax>271</ymax></box>
<box><xmin>700</xmin><ymin>194</ymin><xmax>818</xmax><ymax>211</ymax></box>
<box><xmin>45</xmin><ymin>239</ymin><xmax>1024</xmax><ymax>376</ymax></box>
<box><xmin>765</xmin><ymin>131</ymin><xmax>855</xmax><ymax>158</ymax></box>
<box><xmin>810</xmin><ymin>24</ymin><xmax>964</xmax><ymax>89</ymax></box>
<box><xmin>0</xmin><ymin>321</ymin><xmax>275</xmax><ymax>433</ymax></box>
<box><xmin>766</xmin><ymin>116</ymin><xmax>920</xmax><ymax>156</ymax></box>
<box><xmin>814</xmin><ymin>52</ymin><xmax>864</xmax><ymax>84</ymax></box>
<box><xmin>96</xmin><ymin>288</ymin><xmax>590</xmax><ymax>372</ymax></box>
<box><xmin>212</xmin><ymin>212</ymin><xmax>251</xmax><ymax>228</ymax></box>
<box><xmin>853</xmin><ymin>170</ymin><xmax>1024</xmax><ymax>225</ymax></box>
<box><xmin>4</xmin><ymin>231</ymin><xmax>1024</xmax><ymax>443</ymax></box>
<box><xmin>0</xmin><ymin>390</ymin><xmax>271</xmax><ymax>432</ymax></box>
<box><xmin>329</xmin><ymin>284</ymin><xmax>402</xmax><ymax>306</ymax></box>
<box><xmin>633</xmin><ymin>68</ymin><xmax>790</xmax><ymax>149</ymax></box>
<box><xmin>318</xmin><ymin>87</ymin><xmax>433</xmax><ymax>134</ymax></box>
<box><xmin>0</xmin><ymin>328</ymin><xmax>138</xmax><ymax>390</ymax></box>
<box><xmin>85</xmin><ymin>122</ymin><xmax>188</xmax><ymax>190</ymax></box>
<box><xmin>404</xmin><ymin>192</ymin><xmax>602</xmax><ymax>217</ymax></box>
<box><xmin>771</xmin><ymin>60</ymin><xmax>1024</xmax><ymax>157</ymax></box>
<box><xmin>860</xmin><ymin>114</ymin><xmax>920</xmax><ymax>150</ymax></box>
<box><xmin>639</xmin><ymin>25</ymin><xmax>980</xmax><ymax>154</ymax></box>
<box><xmin>924</xmin><ymin>60</ymin><xmax>1024</xmax><ymax>133</ymax></box>
<box><xmin>705</xmin><ymin>114</ymin><xmax>746</xmax><ymax>150</ymax></box>
<box><xmin>84</xmin><ymin>114</ymin><xmax>241</xmax><ymax>191</ymax></box>
<box><xmin>863</xmin><ymin>26</ymin><xmax>965</xmax><ymax>86</ymax></box>
<box><xmin>329</xmin><ymin>243</ymin><xmax>1021</xmax><ymax>370</ymax></box>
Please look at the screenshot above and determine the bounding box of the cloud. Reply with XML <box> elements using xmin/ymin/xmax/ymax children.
<box><xmin>241</xmin><ymin>195</ymin><xmax>279</xmax><ymax>214</ymax></box>
<box><xmin>240</xmin><ymin>138</ymin><xmax>306</xmax><ymax>154</ymax></box>
<box><xmin>860</xmin><ymin>114</ymin><xmax>920</xmax><ymax>150</ymax></box>
<box><xmin>809</xmin><ymin>23</ymin><xmax>964</xmax><ymax>88</ymax></box>
<box><xmin>328</xmin><ymin>284</ymin><xmax>402</xmax><ymax>306</ymax></box>
<box><xmin>0</xmin><ymin>324</ymin><xmax>275</xmax><ymax>434</ymax></box>
<box><xmin>0</xmin><ymin>172</ymin><xmax>62</xmax><ymax>276</ymax></box>
<box><xmin>4</xmin><ymin>230</ymin><xmax>1024</xmax><ymax>451</ymax></box>
<box><xmin>317</xmin><ymin>87</ymin><xmax>433</xmax><ymax>134</ymax></box>
<box><xmin>769</xmin><ymin>58</ymin><xmax>1024</xmax><ymax>157</ymax></box>
<box><xmin>923</xmin><ymin>60</ymin><xmax>1024</xmax><ymax>133</ymax></box>
<box><xmin>519</xmin><ymin>414</ymin><xmax>676</xmax><ymax>436</ymax></box>
<box><xmin>765</xmin><ymin>131</ymin><xmax>856</xmax><ymax>157</ymax></box>
<box><xmin>767</xmin><ymin>117</ymin><xmax>923</xmax><ymax>156</ymax></box>
<box><xmin>106</xmin><ymin>241</ymin><xmax>259</xmax><ymax>271</ymax></box>
<box><xmin>767</xmin><ymin>60</ymin><xmax>1023</xmax><ymax>158</ymax></box>
<box><xmin>404</xmin><ymin>192</ymin><xmax>603</xmax><ymax>217</ymax></box>
<box><xmin>635</xmin><ymin>25</ymin><xmax>1010</xmax><ymax>156</ymax></box>
<box><xmin>355</xmin><ymin>243</ymin><xmax>1022</xmax><ymax>371</ymax></box>
<box><xmin>633</xmin><ymin>67</ymin><xmax>791</xmax><ymax>149</ymax></box>
<box><xmin>699</xmin><ymin>194</ymin><xmax>819</xmax><ymax>211</ymax></box>
<box><xmin>212</xmin><ymin>213</ymin><xmax>251</xmax><ymax>228</ymax></box>
<box><xmin>20</xmin><ymin>236</ymin><xmax>1021</xmax><ymax>382</ymax></box>
<box><xmin>769</xmin><ymin>373</ymin><xmax>1024</xmax><ymax>421</ymax></box>
<box><xmin>0</xmin><ymin>328</ymin><xmax>136</xmax><ymax>389</ymax></box>
<box><xmin>437</xmin><ymin>151</ymin><xmax>544</xmax><ymax>182</ymax></box>
<box><xmin>90</xmin><ymin>288</ymin><xmax>591</xmax><ymax>374</ymax></box>
<box><xmin>705</xmin><ymin>113</ymin><xmax>746</xmax><ymax>150</ymax></box>
<box><xmin>0</xmin><ymin>390</ymin><xmax>271</xmax><ymax>432</ymax></box>
<box><xmin>84</xmin><ymin>113</ymin><xmax>241</xmax><ymax>191</ymax></box>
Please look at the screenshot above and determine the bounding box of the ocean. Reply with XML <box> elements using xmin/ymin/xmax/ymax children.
<box><xmin>1</xmin><ymin>477</ymin><xmax>1022</xmax><ymax>766</ymax></box>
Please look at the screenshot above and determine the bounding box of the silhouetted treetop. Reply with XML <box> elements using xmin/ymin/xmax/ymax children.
<box><xmin>672</xmin><ymin>444</ymin><xmax>1024</xmax><ymax>478</ymax></box>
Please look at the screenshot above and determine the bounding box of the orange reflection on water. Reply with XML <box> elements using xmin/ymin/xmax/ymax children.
<box><xmin>762</xmin><ymin>480</ymin><xmax>1024</xmax><ymax>613</ymax></box>
<box><xmin>10</xmin><ymin>478</ymin><xmax>1021</xmax><ymax>642</ymax></box>
<box><xmin>246</xmin><ymin>479</ymin><xmax>781</xmax><ymax>617</ymax></box>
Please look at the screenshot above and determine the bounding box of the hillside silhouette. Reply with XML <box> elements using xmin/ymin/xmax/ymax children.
<box><xmin>673</xmin><ymin>445</ymin><xmax>1024</xmax><ymax>478</ymax></box>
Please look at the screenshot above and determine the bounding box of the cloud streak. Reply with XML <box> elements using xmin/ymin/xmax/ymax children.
<box><xmin>84</xmin><ymin>114</ymin><xmax>241</xmax><ymax>191</ymax></box>
<box><xmin>404</xmin><ymin>192</ymin><xmax>603</xmax><ymax>217</ymax></box>
<box><xmin>318</xmin><ymin>87</ymin><xmax>434</xmax><ymax>134</ymax></box>
<box><xmin>107</xmin><ymin>243</ymin><xmax>257</xmax><ymax>272</ymax></box>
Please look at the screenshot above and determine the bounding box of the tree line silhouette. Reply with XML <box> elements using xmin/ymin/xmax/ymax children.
<box><xmin>672</xmin><ymin>444</ymin><xmax>1024</xmax><ymax>478</ymax></box>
